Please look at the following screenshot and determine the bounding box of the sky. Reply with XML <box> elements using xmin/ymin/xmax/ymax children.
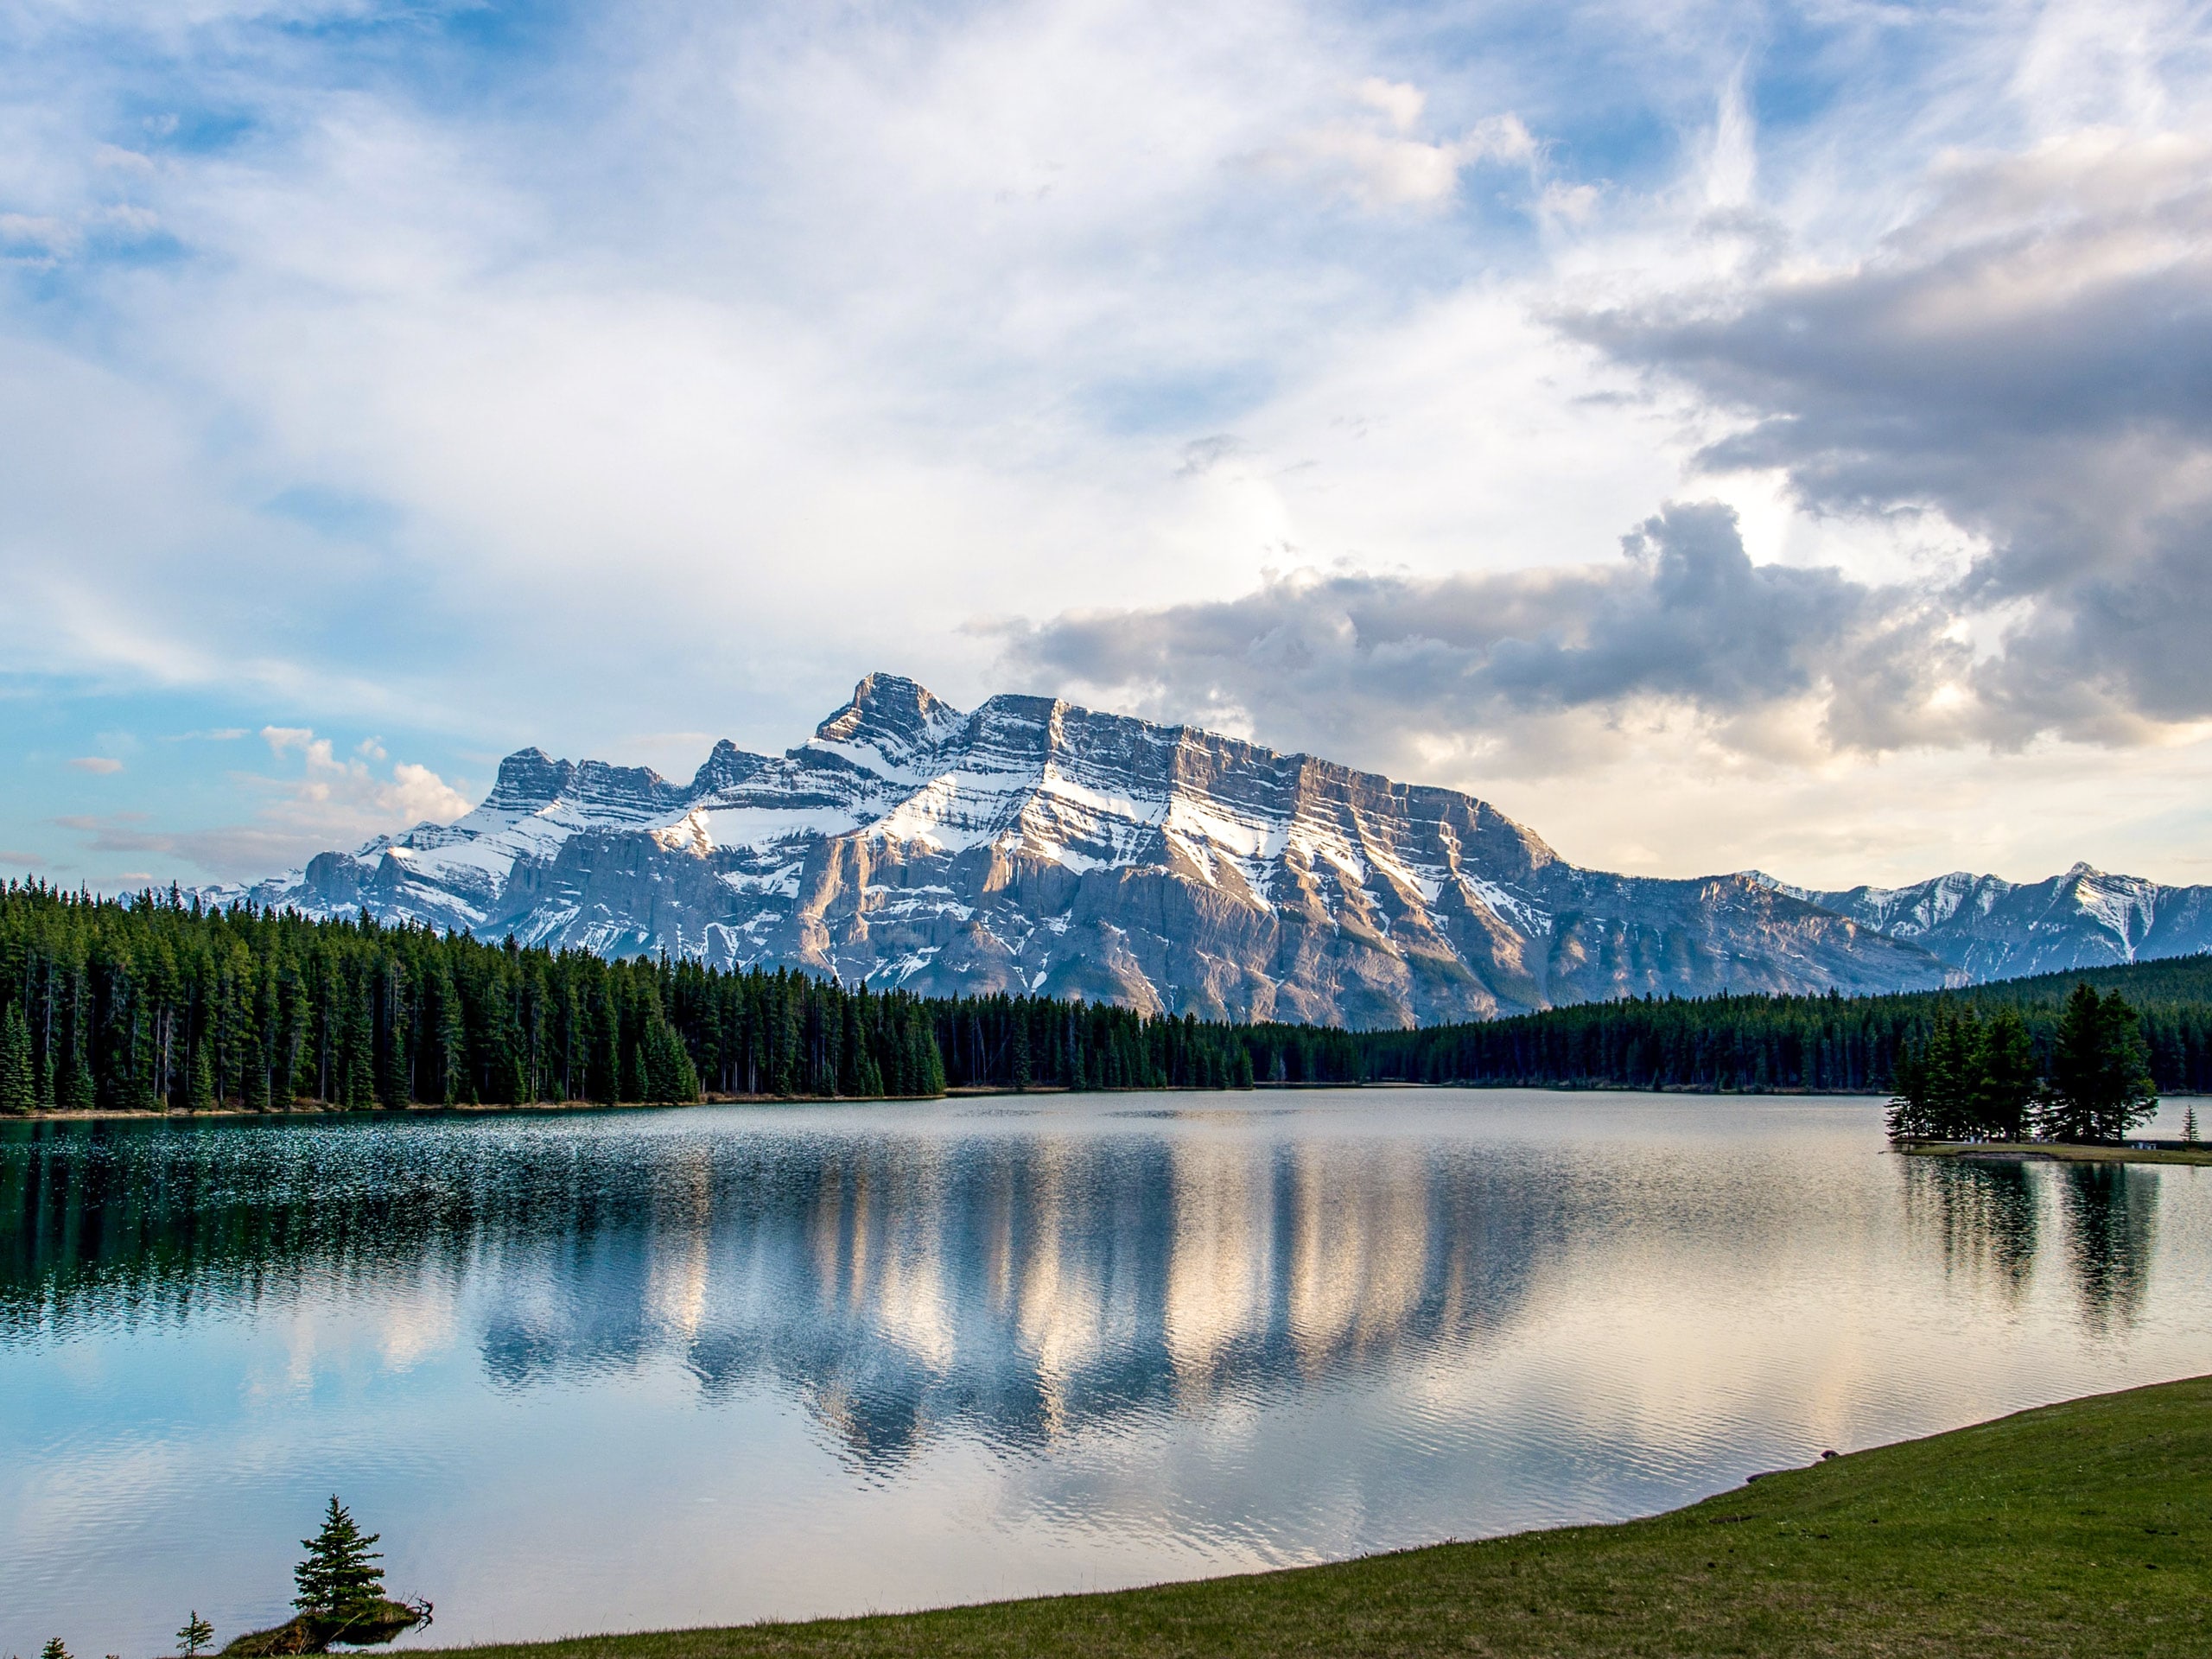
<box><xmin>3</xmin><ymin>0</ymin><xmax>2210</xmax><ymax>893</ymax></box>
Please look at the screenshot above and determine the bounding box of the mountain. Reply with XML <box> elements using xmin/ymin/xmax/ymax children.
<box><xmin>1783</xmin><ymin>867</ymin><xmax>2212</xmax><ymax>982</ymax></box>
<box><xmin>220</xmin><ymin>673</ymin><xmax>1993</xmax><ymax>1027</ymax></box>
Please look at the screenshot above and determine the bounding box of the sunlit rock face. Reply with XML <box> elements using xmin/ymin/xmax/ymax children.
<box><xmin>224</xmin><ymin>673</ymin><xmax>1974</xmax><ymax>1025</ymax></box>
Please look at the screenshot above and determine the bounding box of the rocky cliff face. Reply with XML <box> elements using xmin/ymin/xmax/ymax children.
<box><xmin>216</xmin><ymin>672</ymin><xmax>2139</xmax><ymax>1027</ymax></box>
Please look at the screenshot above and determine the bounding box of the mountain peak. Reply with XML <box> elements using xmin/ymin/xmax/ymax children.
<box><xmin>691</xmin><ymin>737</ymin><xmax>768</xmax><ymax>795</ymax></box>
<box><xmin>485</xmin><ymin>747</ymin><xmax>577</xmax><ymax>811</ymax></box>
<box><xmin>812</xmin><ymin>672</ymin><xmax>962</xmax><ymax>760</ymax></box>
<box><xmin>209</xmin><ymin>680</ymin><xmax>2209</xmax><ymax>1021</ymax></box>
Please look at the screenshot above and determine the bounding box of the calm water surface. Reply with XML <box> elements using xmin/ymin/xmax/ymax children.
<box><xmin>4</xmin><ymin>1090</ymin><xmax>2210</xmax><ymax>1652</ymax></box>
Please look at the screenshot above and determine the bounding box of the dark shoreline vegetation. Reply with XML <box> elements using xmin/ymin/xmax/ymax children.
<box><xmin>3</xmin><ymin>880</ymin><xmax>2211</xmax><ymax>1116</ymax></box>
<box><xmin>418</xmin><ymin>1375</ymin><xmax>2212</xmax><ymax>1659</ymax></box>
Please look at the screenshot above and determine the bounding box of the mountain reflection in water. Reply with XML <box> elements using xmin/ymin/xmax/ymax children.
<box><xmin>4</xmin><ymin>1112</ymin><xmax>1556</xmax><ymax>1465</ymax></box>
<box><xmin>4</xmin><ymin>1094</ymin><xmax>2211</xmax><ymax>1656</ymax></box>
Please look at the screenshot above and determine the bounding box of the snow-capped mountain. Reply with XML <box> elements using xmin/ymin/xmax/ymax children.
<box><xmin>1788</xmin><ymin>867</ymin><xmax>2212</xmax><ymax>981</ymax></box>
<box><xmin>222</xmin><ymin>673</ymin><xmax>1983</xmax><ymax>1026</ymax></box>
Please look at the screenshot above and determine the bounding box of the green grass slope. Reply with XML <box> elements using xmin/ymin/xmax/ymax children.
<box><xmin>439</xmin><ymin>1374</ymin><xmax>2212</xmax><ymax>1659</ymax></box>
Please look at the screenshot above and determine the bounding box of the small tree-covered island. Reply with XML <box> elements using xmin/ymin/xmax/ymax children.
<box><xmin>1884</xmin><ymin>982</ymin><xmax>2167</xmax><ymax>1147</ymax></box>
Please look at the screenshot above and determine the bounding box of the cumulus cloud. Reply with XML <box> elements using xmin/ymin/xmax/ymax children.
<box><xmin>1000</xmin><ymin>501</ymin><xmax>1970</xmax><ymax>774</ymax></box>
<box><xmin>1262</xmin><ymin>79</ymin><xmax>1535</xmax><ymax>208</ymax></box>
<box><xmin>1568</xmin><ymin>129</ymin><xmax>2212</xmax><ymax>747</ymax></box>
<box><xmin>254</xmin><ymin>724</ymin><xmax>471</xmax><ymax>824</ymax></box>
<box><xmin>54</xmin><ymin>730</ymin><xmax>473</xmax><ymax>881</ymax></box>
<box><xmin>8</xmin><ymin>0</ymin><xmax>2212</xmax><ymax>888</ymax></box>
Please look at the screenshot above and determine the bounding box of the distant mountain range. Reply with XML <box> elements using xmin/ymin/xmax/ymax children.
<box><xmin>213</xmin><ymin>674</ymin><xmax>2212</xmax><ymax>1027</ymax></box>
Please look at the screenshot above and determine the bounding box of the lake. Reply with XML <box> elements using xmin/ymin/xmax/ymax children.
<box><xmin>5</xmin><ymin>1090</ymin><xmax>2210</xmax><ymax>1653</ymax></box>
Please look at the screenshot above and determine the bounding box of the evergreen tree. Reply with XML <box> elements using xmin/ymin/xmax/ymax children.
<box><xmin>294</xmin><ymin>1496</ymin><xmax>386</xmax><ymax>1618</ymax></box>
<box><xmin>188</xmin><ymin>1042</ymin><xmax>217</xmax><ymax>1113</ymax></box>
<box><xmin>640</xmin><ymin>1017</ymin><xmax>700</xmax><ymax>1103</ymax></box>
<box><xmin>1887</xmin><ymin>1012</ymin><xmax>1979</xmax><ymax>1141</ymax></box>
<box><xmin>7</xmin><ymin>881</ymin><xmax>2212</xmax><ymax>1115</ymax></box>
<box><xmin>33</xmin><ymin>992</ymin><xmax>55</xmax><ymax>1111</ymax></box>
<box><xmin>0</xmin><ymin>1002</ymin><xmax>33</xmax><ymax>1116</ymax></box>
<box><xmin>2039</xmin><ymin>984</ymin><xmax>2158</xmax><ymax>1144</ymax></box>
<box><xmin>41</xmin><ymin>1639</ymin><xmax>70</xmax><ymax>1659</ymax></box>
<box><xmin>60</xmin><ymin>983</ymin><xmax>94</xmax><ymax>1112</ymax></box>
<box><xmin>245</xmin><ymin>1038</ymin><xmax>271</xmax><ymax>1112</ymax></box>
<box><xmin>1968</xmin><ymin>1008</ymin><xmax>2040</xmax><ymax>1140</ymax></box>
<box><xmin>2185</xmin><ymin>1103</ymin><xmax>2200</xmax><ymax>1146</ymax></box>
<box><xmin>175</xmin><ymin>1612</ymin><xmax>215</xmax><ymax>1658</ymax></box>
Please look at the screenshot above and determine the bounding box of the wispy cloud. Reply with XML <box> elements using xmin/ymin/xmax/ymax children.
<box><xmin>4</xmin><ymin>0</ymin><xmax>2212</xmax><ymax>887</ymax></box>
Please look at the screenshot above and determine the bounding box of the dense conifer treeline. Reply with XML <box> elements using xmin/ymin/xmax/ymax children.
<box><xmin>3</xmin><ymin>880</ymin><xmax>2209</xmax><ymax>1113</ymax></box>
<box><xmin>0</xmin><ymin>882</ymin><xmax>1250</xmax><ymax>1111</ymax></box>
<box><xmin>1236</xmin><ymin>957</ymin><xmax>2212</xmax><ymax>1095</ymax></box>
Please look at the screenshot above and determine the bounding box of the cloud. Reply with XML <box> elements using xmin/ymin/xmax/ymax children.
<box><xmin>4</xmin><ymin>0</ymin><xmax>2211</xmax><ymax>892</ymax></box>
<box><xmin>67</xmin><ymin>755</ymin><xmax>124</xmax><ymax>773</ymax></box>
<box><xmin>998</xmin><ymin>500</ymin><xmax>1974</xmax><ymax>774</ymax></box>
<box><xmin>249</xmin><ymin>726</ymin><xmax>471</xmax><ymax>825</ymax></box>
<box><xmin>261</xmin><ymin>726</ymin><xmax>317</xmax><ymax>759</ymax></box>
<box><xmin>0</xmin><ymin>213</ymin><xmax>79</xmax><ymax>259</ymax></box>
<box><xmin>54</xmin><ymin>810</ymin><xmax>321</xmax><ymax>884</ymax></box>
<box><xmin>1567</xmin><ymin>129</ymin><xmax>2212</xmax><ymax>748</ymax></box>
<box><xmin>54</xmin><ymin>732</ymin><xmax>473</xmax><ymax>880</ymax></box>
<box><xmin>1265</xmin><ymin>83</ymin><xmax>1536</xmax><ymax>208</ymax></box>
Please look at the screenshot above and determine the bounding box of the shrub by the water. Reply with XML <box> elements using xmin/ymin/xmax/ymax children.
<box><xmin>220</xmin><ymin>1497</ymin><xmax>429</xmax><ymax>1656</ymax></box>
<box><xmin>294</xmin><ymin>1497</ymin><xmax>385</xmax><ymax>1625</ymax></box>
<box><xmin>177</xmin><ymin>1612</ymin><xmax>216</xmax><ymax>1659</ymax></box>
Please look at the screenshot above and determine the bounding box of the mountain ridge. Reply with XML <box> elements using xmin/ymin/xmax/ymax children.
<box><xmin>213</xmin><ymin>674</ymin><xmax>2212</xmax><ymax>1027</ymax></box>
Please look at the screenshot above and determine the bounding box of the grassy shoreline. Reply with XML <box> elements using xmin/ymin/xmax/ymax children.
<box><xmin>1902</xmin><ymin>1138</ymin><xmax>2212</xmax><ymax>1166</ymax></box>
<box><xmin>433</xmin><ymin>1376</ymin><xmax>2212</xmax><ymax>1659</ymax></box>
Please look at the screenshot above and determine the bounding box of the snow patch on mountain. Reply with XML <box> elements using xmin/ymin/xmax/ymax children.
<box><xmin>203</xmin><ymin>672</ymin><xmax>2212</xmax><ymax>1024</ymax></box>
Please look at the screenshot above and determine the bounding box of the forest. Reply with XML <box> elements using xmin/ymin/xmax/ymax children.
<box><xmin>0</xmin><ymin>881</ymin><xmax>1249</xmax><ymax>1113</ymax></box>
<box><xmin>1244</xmin><ymin>956</ymin><xmax>2212</xmax><ymax>1096</ymax></box>
<box><xmin>2</xmin><ymin>879</ymin><xmax>2209</xmax><ymax>1113</ymax></box>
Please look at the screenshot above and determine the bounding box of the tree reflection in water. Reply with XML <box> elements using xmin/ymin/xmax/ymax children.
<box><xmin>1903</xmin><ymin>1158</ymin><xmax>2039</xmax><ymax>1303</ymax></box>
<box><xmin>1901</xmin><ymin>1154</ymin><xmax>2161</xmax><ymax>1332</ymax></box>
<box><xmin>2057</xmin><ymin>1163</ymin><xmax>2158</xmax><ymax>1333</ymax></box>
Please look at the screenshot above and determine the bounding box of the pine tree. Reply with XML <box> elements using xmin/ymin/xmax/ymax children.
<box><xmin>33</xmin><ymin>988</ymin><xmax>55</xmax><ymax>1111</ymax></box>
<box><xmin>41</xmin><ymin>1640</ymin><xmax>71</xmax><ymax>1659</ymax></box>
<box><xmin>60</xmin><ymin>983</ymin><xmax>93</xmax><ymax>1112</ymax></box>
<box><xmin>175</xmin><ymin>1611</ymin><xmax>215</xmax><ymax>1658</ymax></box>
<box><xmin>2040</xmin><ymin>984</ymin><xmax>2158</xmax><ymax>1144</ymax></box>
<box><xmin>1968</xmin><ymin>1008</ymin><xmax>2040</xmax><ymax>1141</ymax></box>
<box><xmin>188</xmin><ymin>1042</ymin><xmax>217</xmax><ymax>1113</ymax></box>
<box><xmin>0</xmin><ymin>1003</ymin><xmax>34</xmax><ymax>1116</ymax></box>
<box><xmin>640</xmin><ymin>1018</ymin><xmax>699</xmax><ymax>1103</ymax></box>
<box><xmin>294</xmin><ymin>1496</ymin><xmax>386</xmax><ymax>1618</ymax></box>
<box><xmin>2183</xmin><ymin>1103</ymin><xmax>2199</xmax><ymax>1145</ymax></box>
